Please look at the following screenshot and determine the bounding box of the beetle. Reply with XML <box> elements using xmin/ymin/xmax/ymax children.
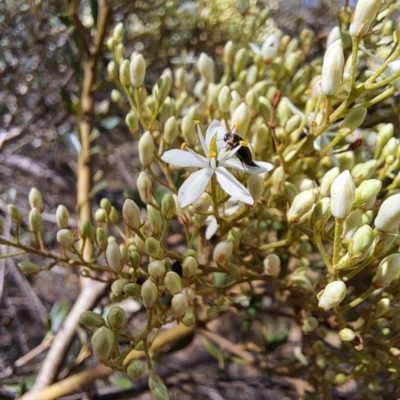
<box><xmin>223</xmin><ymin>132</ymin><xmax>258</xmax><ymax>168</ymax></box>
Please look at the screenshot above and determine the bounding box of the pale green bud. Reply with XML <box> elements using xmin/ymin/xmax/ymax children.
<box><xmin>285</xmin><ymin>114</ymin><xmax>302</xmax><ymax>134</ymax></box>
<box><xmin>57</xmin><ymin>229</ymin><xmax>75</xmax><ymax>247</ymax></box>
<box><xmin>127</xmin><ymin>359</ymin><xmax>145</xmax><ymax>380</ymax></box>
<box><xmin>213</xmin><ymin>240</ymin><xmax>233</xmax><ymax>264</ymax></box>
<box><xmin>18</xmin><ymin>261</ymin><xmax>41</xmax><ymax>274</ymax></box>
<box><xmin>109</xmin><ymin>206</ymin><xmax>118</xmax><ymax>225</ymax></box>
<box><xmin>55</xmin><ymin>205</ymin><xmax>69</xmax><ymax>229</ymax></box>
<box><xmin>80</xmin><ymin>220</ymin><xmax>95</xmax><ymax>242</ymax></box>
<box><xmin>130</xmin><ymin>54</ymin><xmax>146</xmax><ymax>88</ymax></box>
<box><xmin>233</xmin><ymin>48</ymin><xmax>248</xmax><ymax>78</ymax></box>
<box><xmin>163</xmin><ymin>115</ymin><xmax>178</xmax><ymax>145</ymax></box>
<box><xmin>181</xmin><ymin>116</ymin><xmax>197</xmax><ymax>147</ymax></box>
<box><xmin>91</xmin><ymin>326</ymin><xmax>114</xmax><ymax>361</ymax></box>
<box><xmin>106</xmin><ymin>37</ymin><xmax>116</xmax><ymax>52</ymax></box>
<box><xmin>351</xmin><ymin>160</ymin><xmax>377</xmax><ymax>186</ymax></box>
<box><xmin>245</xmin><ymin>64</ymin><xmax>258</xmax><ymax>87</ymax></box>
<box><xmin>342</xmin><ymin>209</ymin><xmax>362</xmax><ymax>239</ymax></box>
<box><xmin>321</xmin><ymin>39</ymin><xmax>344</xmax><ymax>96</ymax></box>
<box><xmin>302</xmin><ymin>316</ymin><xmax>319</xmax><ymax>333</ymax></box>
<box><xmin>99</xmin><ymin>198</ymin><xmax>111</xmax><ymax>213</ymax></box>
<box><xmin>185</xmin><ymin>249</ymin><xmax>198</xmax><ymax>261</ymax></box>
<box><xmin>372</xmin><ymin>254</ymin><xmax>400</xmax><ymax>287</ymax></box>
<box><xmin>223</xmin><ymin>40</ymin><xmax>235</xmax><ymax>64</ymax></box>
<box><xmin>271</xmin><ymin>166</ymin><xmax>285</xmax><ymax>195</ymax></box>
<box><xmin>148</xmin><ymin>205</ymin><xmax>162</xmax><ymax>236</ymax></box>
<box><xmin>143</xmin><ymin>237</ymin><xmax>161</xmax><ymax>259</ymax></box>
<box><xmin>207</xmin><ymin>306</ymin><xmax>220</xmax><ymax>319</ymax></box>
<box><xmin>125</xmin><ymin>111</ymin><xmax>139</xmax><ymax>136</ymax></box>
<box><xmin>374</xmin><ymin>298</ymin><xmax>390</xmax><ymax>318</ymax></box>
<box><xmin>340</xmin><ymin>108</ymin><xmax>367</xmax><ymax>132</ymax></box>
<box><xmin>245</xmin><ymin>89</ymin><xmax>259</xmax><ymax>116</ymax></box>
<box><xmin>138</xmin><ymin>131</ymin><xmax>155</xmax><ymax>167</ymax></box>
<box><xmin>339</xmin><ymin>328</ymin><xmax>356</xmax><ymax>342</ymax></box>
<box><xmin>95</xmin><ymin>208</ymin><xmax>108</xmax><ymax>224</ymax></box>
<box><xmin>197</xmin><ymin>53</ymin><xmax>215</xmax><ymax>83</ymax></box>
<box><xmin>354</xmin><ymin>179</ymin><xmax>382</xmax><ymax>207</ymax></box>
<box><xmin>106</xmin><ymin>240</ymin><xmax>122</xmax><ymax>272</ymax></box>
<box><xmin>119</xmin><ymin>59</ymin><xmax>130</xmax><ymax>86</ymax></box>
<box><xmin>80</xmin><ymin>311</ymin><xmax>105</xmax><ymax>329</ymax></box>
<box><xmin>311</xmin><ymin>197</ymin><xmax>331</xmax><ymax>232</ymax></box>
<box><xmin>248</xmin><ymin>174</ymin><xmax>264</xmax><ymax>203</ymax></box>
<box><xmin>128</xmin><ymin>250</ymin><xmax>141</xmax><ymax>270</ymax></box>
<box><xmin>327</xmin><ymin>26</ymin><xmax>341</xmax><ymax>48</ymax></box>
<box><xmin>148</xmin><ymin>260</ymin><xmax>166</xmax><ymax>282</ymax></box>
<box><xmin>113</xmin><ymin>22</ymin><xmax>124</xmax><ymax>42</ymax></box>
<box><xmin>182</xmin><ymin>256</ymin><xmax>198</xmax><ymax>279</ymax></box>
<box><xmin>164</xmin><ymin>271</ymin><xmax>182</xmax><ymax>295</ymax></box>
<box><xmin>28</xmin><ymin>187</ymin><xmax>43</xmax><ymax>210</ymax></box>
<box><xmin>173</xmin><ymin>194</ymin><xmax>191</xmax><ymax>225</ymax></box>
<box><xmin>161</xmin><ymin>194</ymin><xmax>176</xmax><ymax>220</ymax></box>
<box><xmin>218</xmin><ymin>86</ymin><xmax>231</xmax><ymax>113</ymax></box>
<box><xmin>330</xmin><ymin>170</ymin><xmax>355</xmax><ymax>219</ymax></box>
<box><xmin>107</xmin><ymin>306</ymin><xmax>126</xmax><ymax>331</ymax></box>
<box><xmin>29</xmin><ymin>208</ymin><xmax>42</xmax><ymax>233</ymax></box>
<box><xmin>259</xmin><ymin>97</ymin><xmax>272</xmax><ymax>122</ymax></box>
<box><xmin>107</xmin><ymin>60</ymin><xmax>118</xmax><ymax>81</ymax></box>
<box><xmin>374</xmin><ymin>194</ymin><xmax>400</xmax><ymax>232</ymax></box>
<box><xmin>372</xmin><ymin>229</ymin><xmax>396</xmax><ymax>257</ymax></box>
<box><xmin>96</xmin><ymin>228</ymin><xmax>108</xmax><ymax>251</ymax></box>
<box><xmin>159</xmin><ymin>97</ymin><xmax>174</xmax><ymax>124</ymax></box>
<box><xmin>149</xmin><ymin>374</ymin><xmax>169</xmax><ymax>400</ymax></box>
<box><xmin>124</xmin><ymin>283</ymin><xmax>141</xmax><ymax>297</ymax></box>
<box><xmin>263</xmin><ymin>254</ymin><xmax>281</xmax><ymax>276</ymax></box>
<box><xmin>111</xmin><ymin>278</ymin><xmax>127</xmax><ymax>297</ymax></box>
<box><xmin>134</xmin><ymin>233</ymin><xmax>146</xmax><ymax>253</ymax></box>
<box><xmin>182</xmin><ymin>287</ymin><xmax>195</xmax><ymax>302</ymax></box>
<box><xmin>227</xmin><ymin>227</ymin><xmax>241</xmax><ymax>248</ymax></box>
<box><xmin>171</xmin><ymin>293</ymin><xmax>188</xmax><ymax>319</ymax></box>
<box><xmin>320</xmin><ymin>167</ymin><xmax>340</xmax><ymax>197</ymax></box>
<box><xmin>284</xmin><ymin>52</ymin><xmax>301</xmax><ymax>76</ymax></box>
<box><xmin>318</xmin><ymin>281</ymin><xmax>346</xmax><ymax>310</ymax></box>
<box><xmin>8</xmin><ymin>204</ymin><xmax>22</xmax><ymax>224</ymax></box>
<box><xmin>141</xmin><ymin>279</ymin><xmax>158</xmax><ymax>308</ymax></box>
<box><xmin>284</xmin><ymin>182</ymin><xmax>298</xmax><ymax>203</ymax></box>
<box><xmin>287</xmin><ymin>189</ymin><xmax>315</xmax><ymax>224</ymax></box>
<box><xmin>348</xmin><ymin>224</ymin><xmax>374</xmax><ymax>258</ymax></box>
<box><xmin>192</xmin><ymin>193</ymin><xmax>211</xmax><ymax>213</ymax></box>
<box><xmin>349</xmin><ymin>0</ymin><xmax>382</xmax><ymax>38</ymax></box>
<box><xmin>374</xmin><ymin>123</ymin><xmax>393</xmax><ymax>158</ymax></box>
<box><xmin>123</xmin><ymin>199</ymin><xmax>141</xmax><ymax>231</ymax></box>
<box><xmin>182</xmin><ymin>309</ymin><xmax>196</xmax><ymax>327</ymax></box>
<box><xmin>137</xmin><ymin>171</ymin><xmax>153</xmax><ymax>204</ymax></box>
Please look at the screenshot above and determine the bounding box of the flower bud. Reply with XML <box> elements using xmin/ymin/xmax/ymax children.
<box><xmin>145</xmin><ymin>237</ymin><xmax>163</xmax><ymax>259</ymax></box>
<box><xmin>113</xmin><ymin>22</ymin><xmax>124</xmax><ymax>41</ymax></box>
<box><xmin>124</xmin><ymin>283</ymin><xmax>141</xmax><ymax>297</ymax></box>
<box><xmin>138</xmin><ymin>131</ymin><xmax>155</xmax><ymax>168</ymax></box>
<box><xmin>182</xmin><ymin>287</ymin><xmax>196</xmax><ymax>302</ymax></box>
<box><xmin>107</xmin><ymin>60</ymin><xmax>118</xmax><ymax>81</ymax></box>
<box><xmin>374</xmin><ymin>193</ymin><xmax>400</xmax><ymax>232</ymax></box>
<box><xmin>171</xmin><ymin>293</ymin><xmax>188</xmax><ymax>319</ymax></box>
<box><xmin>372</xmin><ymin>254</ymin><xmax>400</xmax><ymax>287</ymax></box>
<box><xmin>95</xmin><ymin>208</ymin><xmax>108</xmax><ymax>224</ymax></box>
<box><xmin>181</xmin><ymin>116</ymin><xmax>197</xmax><ymax>147</ymax></box>
<box><xmin>109</xmin><ymin>206</ymin><xmax>119</xmax><ymax>225</ymax></box>
<box><xmin>218</xmin><ymin>85</ymin><xmax>231</xmax><ymax>113</ymax></box>
<box><xmin>287</xmin><ymin>189</ymin><xmax>315</xmax><ymax>224</ymax></box>
<box><xmin>134</xmin><ymin>233</ymin><xmax>146</xmax><ymax>253</ymax></box>
<box><xmin>163</xmin><ymin>115</ymin><xmax>178</xmax><ymax>145</ymax></box>
<box><xmin>155</xmin><ymin>75</ymin><xmax>172</xmax><ymax>105</ymax></box>
<box><xmin>233</xmin><ymin>48</ymin><xmax>248</xmax><ymax>78</ymax></box>
<box><xmin>91</xmin><ymin>326</ymin><xmax>114</xmax><ymax>361</ymax></box>
<box><xmin>197</xmin><ymin>53</ymin><xmax>215</xmax><ymax>83</ymax></box>
<box><xmin>227</xmin><ymin>227</ymin><xmax>241</xmax><ymax>248</ymax></box>
<box><xmin>354</xmin><ymin>179</ymin><xmax>382</xmax><ymax>207</ymax></box>
<box><xmin>231</xmin><ymin>103</ymin><xmax>250</xmax><ymax>137</ymax></box>
<box><xmin>126</xmin><ymin>111</ymin><xmax>139</xmax><ymax>136</ymax></box>
<box><xmin>57</xmin><ymin>229</ymin><xmax>75</xmax><ymax>247</ymax></box>
<box><xmin>127</xmin><ymin>359</ymin><xmax>145</xmax><ymax>380</ymax></box>
<box><xmin>348</xmin><ymin>224</ymin><xmax>374</xmax><ymax>258</ymax></box>
<box><xmin>7</xmin><ymin>204</ymin><xmax>22</xmax><ymax>224</ymax></box>
<box><xmin>182</xmin><ymin>256</ymin><xmax>198</xmax><ymax>279</ymax></box>
<box><xmin>263</xmin><ymin>254</ymin><xmax>281</xmax><ymax>276</ymax></box>
<box><xmin>349</xmin><ymin>0</ymin><xmax>382</xmax><ymax>38</ymax></box>
<box><xmin>56</xmin><ymin>205</ymin><xmax>69</xmax><ymax>229</ymax></box>
<box><xmin>261</xmin><ymin>34</ymin><xmax>279</xmax><ymax>62</ymax></box>
<box><xmin>192</xmin><ymin>193</ymin><xmax>211</xmax><ymax>213</ymax></box>
<box><xmin>374</xmin><ymin>123</ymin><xmax>393</xmax><ymax>158</ymax></box>
<box><xmin>327</xmin><ymin>26</ymin><xmax>341</xmax><ymax>48</ymax></box>
<box><xmin>106</xmin><ymin>240</ymin><xmax>122</xmax><ymax>272</ymax></box>
<box><xmin>123</xmin><ymin>199</ymin><xmax>141</xmax><ymax>231</ymax></box>
<box><xmin>137</xmin><ymin>171</ymin><xmax>153</xmax><ymax>204</ymax></box>
<box><xmin>119</xmin><ymin>59</ymin><xmax>130</xmax><ymax>86</ymax></box>
<box><xmin>29</xmin><ymin>208</ymin><xmax>42</xmax><ymax>233</ymax></box>
<box><xmin>213</xmin><ymin>240</ymin><xmax>233</xmax><ymax>264</ymax></box>
<box><xmin>164</xmin><ymin>271</ymin><xmax>182</xmax><ymax>295</ymax></box>
<box><xmin>80</xmin><ymin>311</ymin><xmax>105</xmax><ymax>329</ymax></box>
<box><xmin>223</xmin><ymin>40</ymin><xmax>235</xmax><ymax>64</ymax></box>
<box><xmin>319</xmin><ymin>167</ymin><xmax>340</xmax><ymax>197</ymax></box>
<box><xmin>107</xmin><ymin>306</ymin><xmax>126</xmax><ymax>331</ymax></box>
<box><xmin>374</xmin><ymin>298</ymin><xmax>390</xmax><ymax>318</ymax></box>
<box><xmin>99</xmin><ymin>198</ymin><xmax>111</xmax><ymax>213</ymax></box>
<box><xmin>182</xmin><ymin>309</ymin><xmax>196</xmax><ymax>327</ymax></box>
<box><xmin>28</xmin><ymin>187</ymin><xmax>43</xmax><ymax>210</ymax></box>
<box><xmin>173</xmin><ymin>194</ymin><xmax>191</xmax><ymax>225</ymax></box>
<box><xmin>245</xmin><ymin>89</ymin><xmax>259</xmax><ymax>116</ymax></box>
<box><xmin>130</xmin><ymin>54</ymin><xmax>146</xmax><ymax>87</ymax></box>
<box><xmin>148</xmin><ymin>205</ymin><xmax>162</xmax><ymax>236</ymax></box>
<box><xmin>111</xmin><ymin>278</ymin><xmax>127</xmax><ymax>297</ymax></box>
<box><xmin>321</xmin><ymin>39</ymin><xmax>344</xmax><ymax>96</ymax></box>
<box><xmin>161</xmin><ymin>194</ymin><xmax>176</xmax><ymax>220</ymax></box>
<box><xmin>18</xmin><ymin>261</ymin><xmax>41</xmax><ymax>274</ymax></box>
<box><xmin>149</xmin><ymin>374</ymin><xmax>169</xmax><ymax>400</ymax></box>
<box><xmin>141</xmin><ymin>279</ymin><xmax>158</xmax><ymax>308</ymax></box>
<box><xmin>342</xmin><ymin>209</ymin><xmax>362</xmax><ymax>239</ymax></box>
<box><xmin>311</xmin><ymin>197</ymin><xmax>332</xmax><ymax>232</ymax></box>
<box><xmin>148</xmin><ymin>260</ymin><xmax>166</xmax><ymax>282</ymax></box>
<box><xmin>330</xmin><ymin>170</ymin><xmax>355</xmax><ymax>219</ymax></box>
<box><xmin>372</xmin><ymin>230</ymin><xmax>396</xmax><ymax>257</ymax></box>
<box><xmin>318</xmin><ymin>281</ymin><xmax>346</xmax><ymax>310</ymax></box>
<box><xmin>339</xmin><ymin>328</ymin><xmax>355</xmax><ymax>342</ymax></box>
<box><xmin>95</xmin><ymin>227</ymin><xmax>107</xmax><ymax>251</ymax></box>
<box><xmin>245</xmin><ymin>64</ymin><xmax>258</xmax><ymax>87</ymax></box>
<box><xmin>302</xmin><ymin>316</ymin><xmax>319</xmax><ymax>333</ymax></box>
<box><xmin>248</xmin><ymin>174</ymin><xmax>264</xmax><ymax>203</ymax></box>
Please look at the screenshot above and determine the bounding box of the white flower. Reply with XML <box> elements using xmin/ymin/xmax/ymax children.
<box><xmin>161</xmin><ymin>120</ymin><xmax>273</xmax><ymax>208</ymax></box>
<box><xmin>249</xmin><ymin>34</ymin><xmax>279</xmax><ymax>62</ymax></box>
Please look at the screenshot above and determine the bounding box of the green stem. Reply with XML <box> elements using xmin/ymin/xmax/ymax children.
<box><xmin>339</xmin><ymin>286</ymin><xmax>376</xmax><ymax>312</ymax></box>
<box><xmin>350</xmin><ymin>37</ymin><xmax>360</xmax><ymax>91</ymax></box>
<box><xmin>332</xmin><ymin>218</ymin><xmax>344</xmax><ymax>278</ymax></box>
<box><xmin>314</xmin><ymin>232</ymin><xmax>332</xmax><ymax>270</ymax></box>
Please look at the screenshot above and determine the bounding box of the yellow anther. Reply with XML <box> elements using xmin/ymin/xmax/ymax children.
<box><xmin>181</xmin><ymin>142</ymin><xmax>187</xmax><ymax>150</ymax></box>
<box><xmin>239</xmin><ymin>140</ymin><xmax>248</xmax><ymax>147</ymax></box>
<box><xmin>305</xmin><ymin>88</ymin><xmax>311</xmax><ymax>95</ymax></box>
<box><xmin>193</xmin><ymin>120</ymin><xmax>201</xmax><ymax>126</ymax></box>
<box><xmin>208</xmin><ymin>151</ymin><xmax>217</xmax><ymax>158</ymax></box>
<box><xmin>234</xmin><ymin>121</ymin><xmax>242</xmax><ymax>128</ymax></box>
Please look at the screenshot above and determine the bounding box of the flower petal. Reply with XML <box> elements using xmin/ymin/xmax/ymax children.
<box><xmin>246</xmin><ymin>161</ymin><xmax>274</xmax><ymax>174</ymax></box>
<box><xmin>178</xmin><ymin>168</ymin><xmax>213</xmax><ymax>208</ymax></box>
<box><xmin>161</xmin><ymin>149</ymin><xmax>207</xmax><ymax>168</ymax></box>
<box><xmin>221</xmin><ymin>158</ymin><xmax>247</xmax><ymax>172</ymax></box>
<box><xmin>206</xmin><ymin>119</ymin><xmax>227</xmax><ymax>149</ymax></box>
<box><xmin>205</xmin><ymin>216</ymin><xmax>219</xmax><ymax>240</ymax></box>
<box><xmin>215</xmin><ymin>166</ymin><xmax>254</xmax><ymax>205</ymax></box>
<box><xmin>249</xmin><ymin>43</ymin><xmax>261</xmax><ymax>55</ymax></box>
<box><xmin>196</xmin><ymin>124</ymin><xmax>209</xmax><ymax>156</ymax></box>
